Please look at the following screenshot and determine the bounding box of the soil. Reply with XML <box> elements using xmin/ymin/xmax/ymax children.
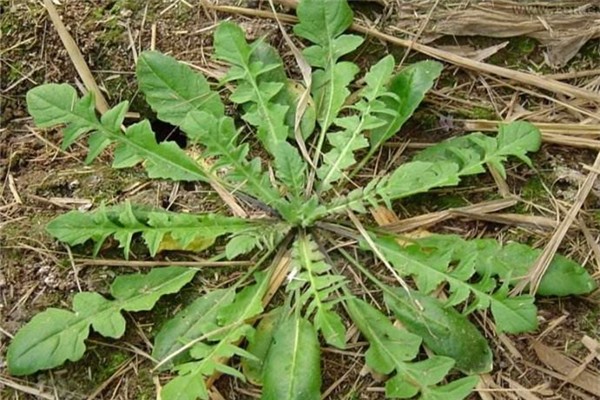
<box><xmin>1</xmin><ymin>1</ymin><xmax>599</xmax><ymax>399</ymax></box>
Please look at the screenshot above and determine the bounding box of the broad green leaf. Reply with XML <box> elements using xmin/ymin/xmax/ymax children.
<box><xmin>46</xmin><ymin>202</ymin><xmax>256</xmax><ymax>258</ymax></box>
<box><xmin>262</xmin><ymin>316</ymin><xmax>321</xmax><ymax>400</ymax></box>
<box><xmin>293</xmin><ymin>0</ymin><xmax>354</xmax><ymax>49</ymax></box>
<box><xmin>375</xmin><ymin>235</ymin><xmax>538</xmax><ymax>333</ymax></box>
<box><xmin>27</xmin><ymin>84</ymin><xmax>97</xmax><ymax>148</ymax></box>
<box><xmin>414</xmin><ymin>235</ymin><xmax>597</xmax><ymax>296</ymax></box>
<box><xmin>26</xmin><ymin>84</ymin><xmax>210</xmax><ymax>182</ymax></box>
<box><xmin>347</xmin><ymin>298</ymin><xmax>475</xmax><ymax>400</ymax></box>
<box><xmin>136</xmin><ymin>51</ymin><xmax>224</xmax><ymax>128</ymax></box>
<box><xmin>152</xmin><ymin>289</ymin><xmax>235</xmax><ymax>368</ymax></box>
<box><xmin>288</xmin><ymin>234</ymin><xmax>347</xmax><ymax>348</ymax></box>
<box><xmin>7</xmin><ymin>267</ymin><xmax>196</xmax><ymax>376</ymax></box>
<box><xmin>384</xmin><ymin>288</ymin><xmax>493</xmax><ymax>374</ymax></box>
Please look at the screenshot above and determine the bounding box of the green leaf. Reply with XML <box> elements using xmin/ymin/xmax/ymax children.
<box><xmin>293</xmin><ymin>0</ymin><xmax>355</xmax><ymax>49</ymax></box>
<box><xmin>288</xmin><ymin>233</ymin><xmax>347</xmax><ymax>348</ymax></box>
<box><xmin>152</xmin><ymin>289</ymin><xmax>236</xmax><ymax>369</ymax></box>
<box><xmin>46</xmin><ymin>202</ymin><xmax>256</xmax><ymax>258</ymax></box>
<box><xmin>7</xmin><ymin>267</ymin><xmax>196</xmax><ymax>376</ymax></box>
<box><xmin>250</xmin><ymin>39</ymin><xmax>316</xmax><ymax>139</ymax></box>
<box><xmin>214</xmin><ymin>22</ymin><xmax>289</xmax><ymax>154</ymax></box>
<box><xmin>322</xmin><ymin>122</ymin><xmax>542</xmax><ymax>218</ymax></box>
<box><xmin>27</xmin><ymin>84</ymin><xmax>97</xmax><ymax>149</ymax></box>
<box><xmin>359</xmin><ymin>61</ymin><xmax>443</xmax><ymax>169</ymax></box>
<box><xmin>273</xmin><ymin>141</ymin><xmax>307</xmax><ymax>200</ymax></box>
<box><xmin>181</xmin><ymin>110</ymin><xmax>285</xmax><ymax>208</ymax></box>
<box><xmin>374</xmin><ymin>235</ymin><xmax>538</xmax><ymax>333</ymax></box>
<box><xmin>317</xmin><ymin>55</ymin><xmax>398</xmax><ymax>190</ymax></box>
<box><xmin>262</xmin><ymin>316</ymin><xmax>321</xmax><ymax>400</ymax></box>
<box><xmin>346</xmin><ymin>298</ymin><xmax>422</xmax><ymax>373</ymax></box>
<box><xmin>136</xmin><ymin>51</ymin><xmax>224</xmax><ymax>128</ymax></box>
<box><xmin>26</xmin><ymin>84</ymin><xmax>210</xmax><ymax>182</ymax></box>
<box><xmin>384</xmin><ymin>288</ymin><xmax>493</xmax><ymax>374</ymax></box>
<box><xmin>414</xmin><ymin>235</ymin><xmax>597</xmax><ymax>296</ymax></box>
<box><xmin>294</xmin><ymin>0</ymin><xmax>363</xmax><ymax>155</ymax></box>
<box><xmin>242</xmin><ymin>308</ymin><xmax>284</xmax><ymax>386</ymax></box>
<box><xmin>415</xmin><ymin>121</ymin><xmax>541</xmax><ymax>178</ymax></box>
<box><xmin>347</xmin><ymin>298</ymin><xmax>476</xmax><ymax>400</ymax></box>
<box><xmin>161</xmin><ymin>275</ymin><xmax>268</xmax><ymax>400</ymax></box>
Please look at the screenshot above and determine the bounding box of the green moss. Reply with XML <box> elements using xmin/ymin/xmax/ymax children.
<box><xmin>521</xmin><ymin>176</ymin><xmax>546</xmax><ymax>201</ymax></box>
<box><xmin>471</xmin><ymin>106</ymin><xmax>496</xmax><ymax>120</ymax></box>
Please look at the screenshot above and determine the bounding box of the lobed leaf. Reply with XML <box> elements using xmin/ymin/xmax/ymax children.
<box><xmin>322</xmin><ymin>122</ymin><xmax>542</xmax><ymax>218</ymax></box>
<box><xmin>357</xmin><ymin>60</ymin><xmax>443</xmax><ymax>172</ymax></box>
<box><xmin>46</xmin><ymin>202</ymin><xmax>260</xmax><ymax>258</ymax></box>
<box><xmin>160</xmin><ymin>275</ymin><xmax>269</xmax><ymax>400</ymax></box>
<box><xmin>414</xmin><ymin>235</ymin><xmax>597</xmax><ymax>296</ymax></box>
<box><xmin>347</xmin><ymin>298</ymin><xmax>479</xmax><ymax>399</ymax></box>
<box><xmin>214</xmin><ymin>22</ymin><xmax>289</xmax><ymax>153</ymax></box>
<box><xmin>26</xmin><ymin>84</ymin><xmax>210</xmax><ymax>182</ymax></box>
<box><xmin>287</xmin><ymin>233</ymin><xmax>347</xmax><ymax>348</ymax></box>
<box><xmin>374</xmin><ymin>235</ymin><xmax>538</xmax><ymax>333</ymax></box>
<box><xmin>294</xmin><ymin>0</ymin><xmax>363</xmax><ymax>133</ymax></box>
<box><xmin>7</xmin><ymin>267</ymin><xmax>196</xmax><ymax>376</ymax></box>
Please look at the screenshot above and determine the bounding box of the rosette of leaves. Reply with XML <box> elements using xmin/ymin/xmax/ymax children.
<box><xmin>7</xmin><ymin>0</ymin><xmax>597</xmax><ymax>399</ymax></box>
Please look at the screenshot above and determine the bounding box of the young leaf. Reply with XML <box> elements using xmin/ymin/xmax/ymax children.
<box><xmin>414</xmin><ymin>235</ymin><xmax>597</xmax><ymax>296</ymax></box>
<box><xmin>347</xmin><ymin>298</ymin><xmax>478</xmax><ymax>400</ymax></box>
<box><xmin>294</xmin><ymin>0</ymin><xmax>363</xmax><ymax>133</ymax></box>
<box><xmin>287</xmin><ymin>233</ymin><xmax>347</xmax><ymax>348</ymax></box>
<box><xmin>7</xmin><ymin>267</ymin><xmax>196</xmax><ymax>376</ymax></box>
<box><xmin>136</xmin><ymin>51</ymin><xmax>224</xmax><ymax>128</ymax></box>
<box><xmin>46</xmin><ymin>202</ymin><xmax>258</xmax><ymax>258</ymax></box>
<box><xmin>262</xmin><ymin>315</ymin><xmax>321</xmax><ymax>400</ymax></box>
<box><xmin>26</xmin><ymin>84</ymin><xmax>210</xmax><ymax>182</ymax></box>
<box><xmin>383</xmin><ymin>288</ymin><xmax>493</xmax><ymax>375</ymax></box>
<box><xmin>374</xmin><ymin>235</ymin><xmax>538</xmax><ymax>333</ymax></box>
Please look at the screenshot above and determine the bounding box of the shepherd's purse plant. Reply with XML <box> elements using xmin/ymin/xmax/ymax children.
<box><xmin>7</xmin><ymin>1</ymin><xmax>597</xmax><ymax>399</ymax></box>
